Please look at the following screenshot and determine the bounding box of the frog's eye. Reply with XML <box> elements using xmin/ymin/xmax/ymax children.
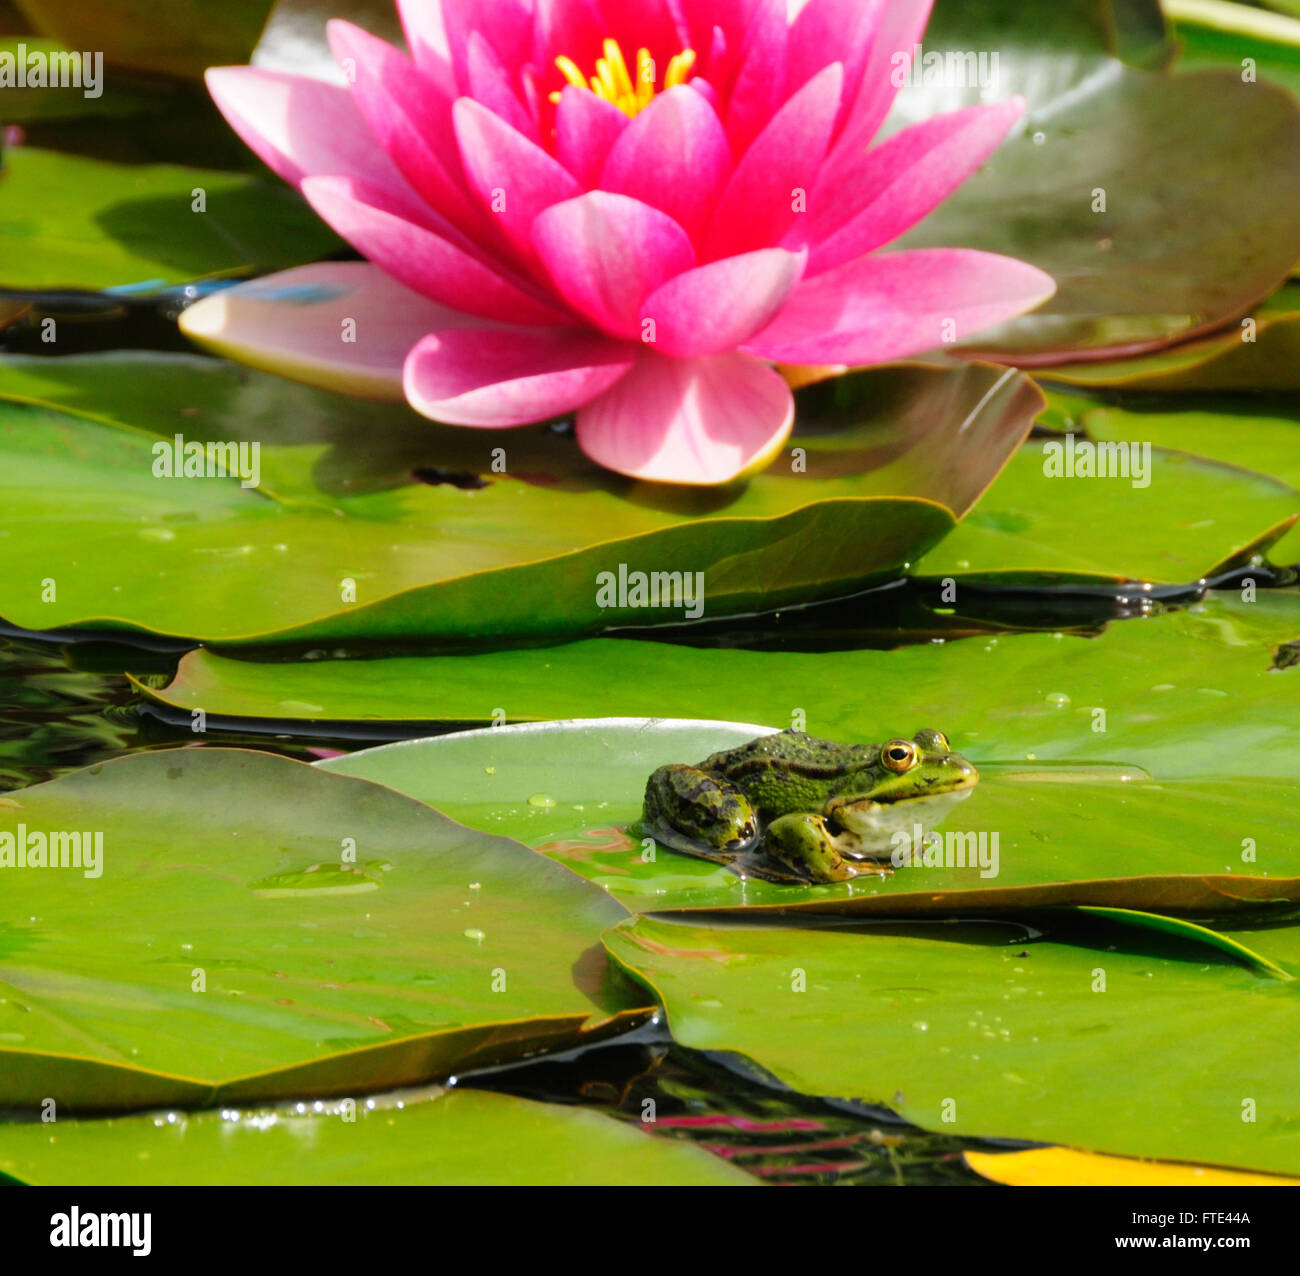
<box><xmin>882</xmin><ymin>739</ymin><xmax>919</xmax><ymax>773</ymax></box>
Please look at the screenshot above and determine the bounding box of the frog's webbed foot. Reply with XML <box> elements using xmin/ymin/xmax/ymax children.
<box><xmin>643</xmin><ymin>764</ymin><xmax>758</xmax><ymax>854</ymax></box>
<box><xmin>763</xmin><ymin>813</ymin><xmax>856</xmax><ymax>884</ymax></box>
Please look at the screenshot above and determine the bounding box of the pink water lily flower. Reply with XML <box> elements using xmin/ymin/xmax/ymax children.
<box><xmin>191</xmin><ymin>0</ymin><xmax>1055</xmax><ymax>484</ymax></box>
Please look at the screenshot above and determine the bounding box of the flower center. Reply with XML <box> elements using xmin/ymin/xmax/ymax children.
<box><xmin>551</xmin><ymin>38</ymin><xmax>697</xmax><ymax>118</ymax></box>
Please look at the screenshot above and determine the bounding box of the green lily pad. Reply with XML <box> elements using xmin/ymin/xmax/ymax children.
<box><xmin>0</xmin><ymin>361</ymin><xmax>1043</xmax><ymax>641</ymax></box>
<box><xmin>1049</xmin><ymin>392</ymin><xmax>1300</xmax><ymax>567</ymax></box>
<box><xmin>0</xmin><ymin>38</ymin><xmax>158</xmax><ymax>122</ymax></box>
<box><xmin>1058</xmin><ymin>393</ymin><xmax>1300</xmax><ymax>483</ymax></box>
<box><xmin>0</xmin><ymin>1086</ymin><xmax>752</xmax><ymax>1186</ymax></box>
<box><xmin>1170</xmin><ymin>0</ymin><xmax>1300</xmax><ymax>104</ymax></box>
<box><xmin>0</xmin><ymin>148</ymin><xmax>342</xmax><ymax>289</ymax></box>
<box><xmin>914</xmin><ymin>439</ymin><xmax>1298</xmax><ymax>582</ymax></box>
<box><xmin>1040</xmin><ymin>284</ymin><xmax>1300</xmax><ymax>393</ymax></box>
<box><xmin>158</xmin><ymin>592</ymin><xmax>1300</xmax><ymax>773</ymax></box>
<box><xmin>603</xmin><ymin>913</ymin><xmax>1300</xmax><ymax>1176</ymax></box>
<box><xmin>0</xmin><ymin>748</ymin><xmax>649</xmax><ymax>1112</ymax></box>
<box><xmin>12</xmin><ymin>0</ymin><xmax>276</xmax><ymax>79</ymax></box>
<box><xmin>316</xmin><ymin>716</ymin><xmax>1300</xmax><ymax>916</ymax></box>
<box><xmin>1074</xmin><ymin>907</ymin><xmax>1294</xmax><ymax>981</ymax></box>
<box><xmin>898</xmin><ymin>0</ymin><xmax>1300</xmax><ymax>363</ymax></box>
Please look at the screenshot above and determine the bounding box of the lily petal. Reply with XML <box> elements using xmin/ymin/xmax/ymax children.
<box><xmin>535</xmin><ymin>0</ymin><xmax>681</xmax><ymax>83</ymax></box>
<box><xmin>554</xmin><ymin>86</ymin><xmax>629</xmax><ymax>188</ymax></box>
<box><xmin>600</xmin><ymin>85</ymin><xmax>733</xmax><ymax>244</ymax></box>
<box><xmin>204</xmin><ymin>66</ymin><xmax>404</xmax><ymax>192</ymax></box>
<box><xmin>178</xmin><ymin>263</ymin><xmax>482</xmax><ymax>400</ymax></box>
<box><xmin>798</xmin><ymin>98</ymin><xmax>1026</xmax><ymax>272</ymax></box>
<box><xmin>641</xmin><ymin>248</ymin><xmax>806</xmax><ymax>357</ymax></box>
<box><xmin>742</xmin><ymin>248</ymin><xmax>1057</xmax><ymax>366</ymax></box>
<box><xmin>705</xmin><ymin>62</ymin><xmax>843</xmax><ymax>259</ymax></box>
<box><xmin>531</xmin><ymin>191</ymin><xmax>696</xmax><ymax>339</ymax></box>
<box><xmin>464</xmin><ymin>30</ymin><xmax>537</xmax><ymax>138</ymax></box>
<box><xmin>453</xmin><ymin>97</ymin><xmax>581</xmax><ymax>259</ymax></box>
<box><xmin>405</xmin><ymin>325</ymin><xmax>635</xmax><ymax>425</ymax></box>
<box><xmin>787</xmin><ymin>0</ymin><xmax>884</xmax><ymax>133</ymax></box>
<box><xmin>301</xmin><ymin>175</ymin><xmax>569</xmax><ymax>325</ymax></box>
<box><xmin>576</xmin><ymin>350</ymin><xmax>794</xmax><ymax>484</ymax></box>
<box><xmin>722</xmin><ymin>0</ymin><xmax>789</xmax><ymax>156</ymax></box>
<box><xmin>396</xmin><ymin>0</ymin><xmax>457</xmax><ymax>96</ymax></box>
<box><xmin>829</xmin><ymin>0</ymin><xmax>936</xmax><ymax>161</ymax></box>
<box><xmin>325</xmin><ymin>20</ymin><xmax>488</xmax><ymax>246</ymax></box>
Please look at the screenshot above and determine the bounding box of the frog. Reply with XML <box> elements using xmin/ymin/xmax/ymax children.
<box><xmin>642</xmin><ymin>729</ymin><xmax>978</xmax><ymax>884</ymax></box>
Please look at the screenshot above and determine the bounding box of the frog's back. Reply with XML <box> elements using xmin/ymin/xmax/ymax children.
<box><xmin>700</xmin><ymin>730</ymin><xmax>878</xmax><ymax>818</ymax></box>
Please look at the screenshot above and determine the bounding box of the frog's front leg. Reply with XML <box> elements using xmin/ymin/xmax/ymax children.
<box><xmin>643</xmin><ymin>765</ymin><xmax>758</xmax><ymax>853</ymax></box>
<box><xmin>763</xmin><ymin>813</ymin><xmax>855</xmax><ymax>884</ymax></box>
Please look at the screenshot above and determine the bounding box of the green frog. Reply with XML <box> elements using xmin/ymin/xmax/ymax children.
<box><xmin>642</xmin><ymin>729</ymin><xmax>978</xmax><ymax>884</ymax></box>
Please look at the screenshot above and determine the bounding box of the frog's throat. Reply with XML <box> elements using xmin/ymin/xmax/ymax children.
<box><xmin>831</xmin><ymin>788</ymin><xmax>973</xmax><ymax>858</ymax></box>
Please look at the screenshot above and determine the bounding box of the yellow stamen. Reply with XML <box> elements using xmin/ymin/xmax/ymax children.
<box><xmin>664</xmin><ymin>49</ymin><xmax>697</xmax><ymax>89</ymax></box>
<box><xmin>555</xmin><ymin>55</ymin><xmax>588</xmax><ymax>93</ymax></box>
<box><xmin>547</xmin><ymin>37</ymin><xmax>696</xmax><ymax>117</ymax></box>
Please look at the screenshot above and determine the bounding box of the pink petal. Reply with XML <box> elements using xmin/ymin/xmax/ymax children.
<box><xmin>453</xmin><ymin>98</ymin><xmax>580</xmax><ymax>258</ymax></box>
<box><xmin>828</xmin><ymin>0</ymin><xmax>936</xmax><ymax>162</ymax></box>
<box><xmin>396</xmin><ymin>0</ymin><xmax>457</xmax><ymax>96</ymax></box>
<box><xmin>404</xmin><ymin>325</ymin><xmax>634</xmax><ymax>426</ymax></box>
<box><xmin>641</xmin><ymin>248</ymin><xmax>806</xmax><ymax>357</ymax></box>
<box><xmin>677</xmin><ymin>0</ymin><xmax>759</xmax><ymax>90</ymax></box>
<box><xmin>797</xmin><ymin>99</ymin><xmax>1026</xmax><ymax>273</ymax></box>
<box><xmin>535</xmin><ymin>0</ymin><xmax>681</xmax><ymax>81</ymax></box>
<box><xmin>742</xmin><ymin>248</ymin><xmax>1057</xmax><ymax>366</ymax></box>
<box><xmin>531</xmin><ymin>191</ymin><xmax>696</xmax><ymax>339</ymax></box>
<box><xmin>441</xmin><ymin>0</ymin><xmax>534</xmax><ymax>89</ymax></box>
<box><xmin>722</xmin><ymin>0</ymin><xmax>789</xmax><ymax>156</ymax></box>
<box><xmin>325</xmin><ymin>21</ymin><xmax>488</xmax><ymax>247</ymax></box>
<box><xmin>577</xmin><ymin>350</ymin><xmax>794</xmax><ymax>485</ymax></box>
<box><xmin>300</xmin><ymin>175</ymin><xmax>569</xmax><ymax>326</ymax></box>
<box><xmin>600</xmin><ymin>85</ymin><xmax>733</xmax><ymax>245</ymax></box>
<box><xmin>533</xmin><ymin>0</ymin><xmax>606</xmax><ymax>77</ymax></box>
<box><xmin>555</xmin><ymin>86</ymin><xmax>629</xmax><ymax>188</ymax></box>
<box><xmin>204</xmin><ymin>66</ymin><xmax>404</xmax><ymax>193</ymax></box>
<box><xmin>178</xmin><ymin>262</ymin><xmax>487</xmax><ymax>400</ymax></box>
<box><xmin>787</xmin><ymin>0</ymin><xmax>884</xmax><ymax>133</ymax></box>
<box><xmin>597</xmin><ymin>0</ymin><xmax>682</xmax><ymax>64</ymax></box>
<box><xmin>464</xmin><ymin>30</ymin><xmax>537</xmax><ymax>139</ymax></box>
<box><xmin>704</xmin><ymin>62</ymin><xmax>843</xmax><ymax>260</ymax></box>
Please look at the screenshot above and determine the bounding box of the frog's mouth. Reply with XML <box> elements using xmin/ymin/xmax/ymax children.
<box><xmin>830</xmin><ymin>787</ymin><xmax>975</xmax><ymax>857</ymax></box>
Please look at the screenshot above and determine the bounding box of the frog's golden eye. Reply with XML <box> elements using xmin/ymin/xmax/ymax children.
<box><xmin>882</xmin><ymin>739</ymin><xmax>919</xmax><ymax>773</ymax></box>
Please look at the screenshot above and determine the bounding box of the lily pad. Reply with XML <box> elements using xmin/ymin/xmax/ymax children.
<box><xmin>158</xmin><ymin>593</ymin><xmax>1300</xmax><ymax>777</ymax></box>
<box><xmin>0</xmin><ymin>1086</ymin><xmax>752</xmax><ymax>1186</ymax></box>
<box><xmin>897</xmin><ymin>1</ymin><xmax>1300</xmax><ymax>362</ymax></box>
<box><xmin>12</xmin><ymin>0</ymin><xmax>276</xmax><ymax>80</ymax></box>
<box><xmin>1171</xmin><ymin>0</ymin><xmax>1300</xmax><ymax>105</ymax></box>
<box><xmin>1040</xmin><ymin>284</ymin><xmax>1300</xmax><ymax>393</ymax></box>
<box><xmin>1056</xmin><ymin>395</ymin><xmax>1300</xmax><ymax>567</ymax></box>
<box><xmin>0</xmin><ymin>147</ymin><xmax>342</xmax><ymax>290</ymax></box>
<box><xmin>602</xmin><ymin>913</ymin><xmax>1300</xmax><ymax>1175</ymax></box>
<box><xmin>0</xmin><ymin>748</ymin><xmax>648</xmax><ymax>1112</ymax></box>
<box><xmin>913</xmin><ymin>439</ymin><xmax>1298</xmax><ymax>582</ymax></box>
<box><xmin>0</xmin><ymin>37</ymin><xmax>159</xmax><ymax>122</ymax></box>
<box><xmin>317</xmin><ymin>718</ymin><xmax>1300</xmax><ymax>916</ymax></box>
<box><xmin>0</xmin><ymin>361</ymin><xmax>1043</xmax><ymax>641</ymax></box>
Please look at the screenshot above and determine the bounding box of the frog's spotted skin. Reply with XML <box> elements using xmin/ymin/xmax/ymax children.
<box><xmin>642</xmin><ymin>729</ymin><xmax>979</xmax><ymax>884</ymax></box>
